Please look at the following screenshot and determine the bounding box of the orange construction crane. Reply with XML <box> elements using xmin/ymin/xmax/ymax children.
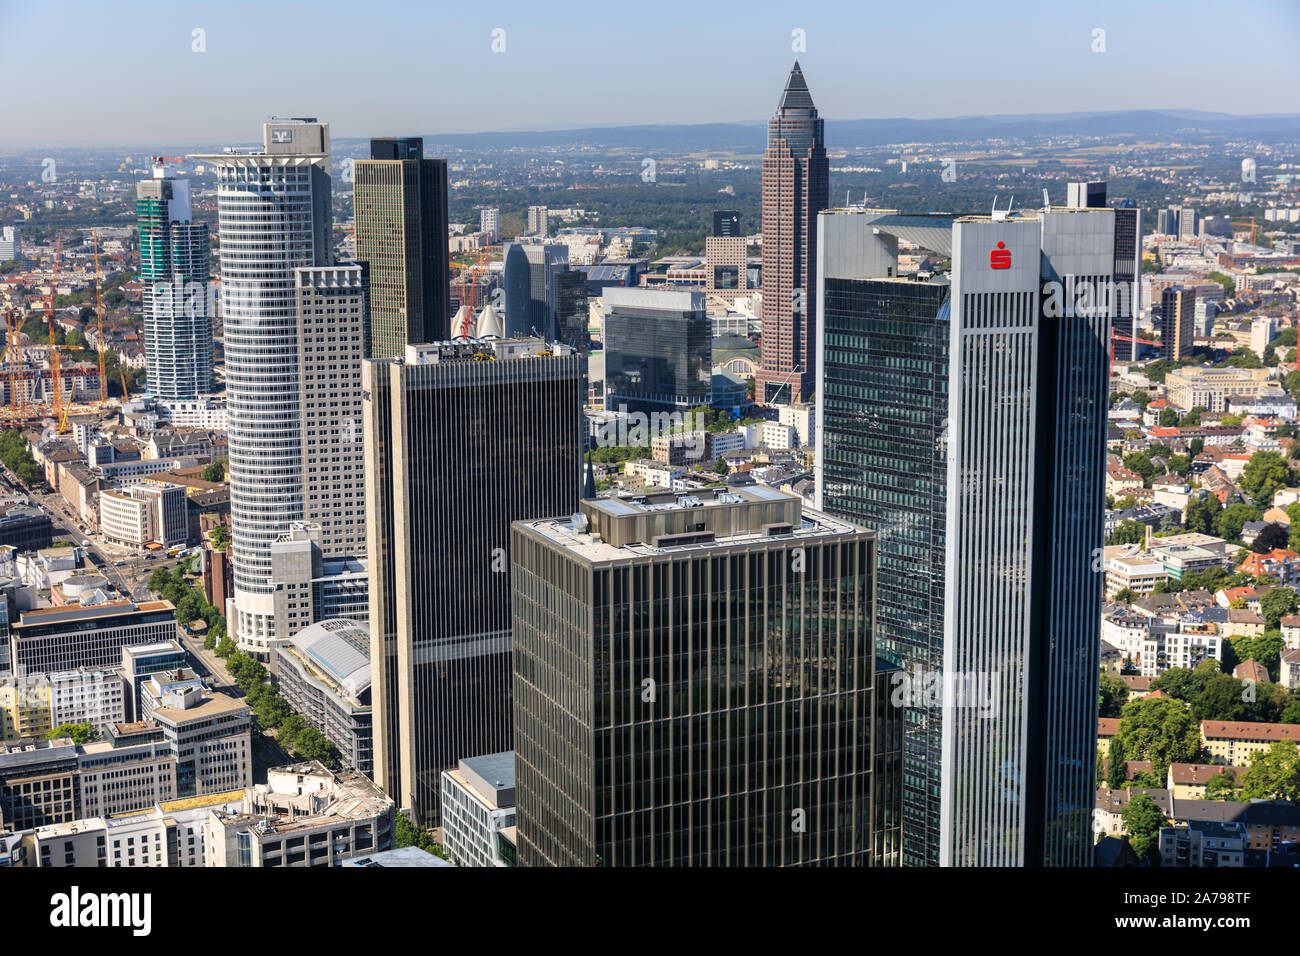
<box><xmin>120</xmin><ymin>368</ymin><xmax>128</xmax><ymax>400</ymax></box>
<box><xmin>92</xmin><ymin>230</ymin><xmax>107</xmax><ymax>406</ymax></box>
<box><xmin>47</xmin><ymin>235</ymin><xmax>63</xmax><ymax>418</ymax></box>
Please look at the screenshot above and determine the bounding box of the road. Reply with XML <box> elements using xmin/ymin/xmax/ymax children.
<box><xmin>0</xmin><ymin>465</ymin><xmax>174</xmax><ymax>601</ymax></box>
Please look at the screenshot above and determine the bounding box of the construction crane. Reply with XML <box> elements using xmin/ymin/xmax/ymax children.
<box><xmin>120</xmin><ymin>368</ymin><xmax>129</xmax><ymax>400</ymax></box>
<box><xmin>1231</xmin><ymin>218</ymin><xmax>1259</xmax><ymax>244</ymax></box>
<box><xmin>46</xmin><ymin>235</ymin><xmax>63</xmax><ymax>419</ymax></box>
<box><xmin>92</xmin><ymin>230</ymin><xmax>107</xmax><ymax>406</ymax></box>
<box><xmin>57</xmin><ymin>384</ymin><xmax>74</xmax><ymax>434</ymax></box>
<box><xmin>3</xmin><ymin>307</ymin><xmax>19</xmax><ymax>427</ymax></box>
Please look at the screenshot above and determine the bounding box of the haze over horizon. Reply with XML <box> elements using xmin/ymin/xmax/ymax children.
<box><xmin>3</xmin><ymin>0</ymin><xmax>1298</xmax><ymax>146</ymax></box>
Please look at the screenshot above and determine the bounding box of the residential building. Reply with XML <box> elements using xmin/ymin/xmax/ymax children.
<box><xmin>510</xmin><ymin>486</ymin><xmax>902</xmax><ymax>867</ymax></box>
<box><xmin>1201</xmin><ymin>721</ymin><xmax>1300</xmax><ymax>765</ymax></box>
<box><xmin>353</xmin><ymin>137</ymin><xmax>450</xmax><ymax>356</ymax></box>
<box><xmin>0</xmin><ymin>225</ymin><xmax>21</xmax><ymax>261</ymax></box>
<box><xmin>1160</xmin><ymin>821</ymin><xmax>1245</xmax><ymax>867</ymax></box>
<box><xmin>138</xmin><ymin>165</ymin><xmax>213</xmax><ymax>399</ymax></box>
<box><xmin>480</xmin><ymin>207</ymin><xmax>499</xmax><ymax>242</ymax></box>
<box><xmin>363</xmin><ymin>338</ymin><xmax>585</xmax><ymax>826</ymax></box>
<box><xmin>1167</xmin><ymin>763</ymin><xmax>1247</xmax><ymax>800</ymax></box>
<box><xmin>1159</xmin><ymin>286</ymin><xmax>1195</xmax><ymax>361</ymax></box>
<box><xmin>1164</xmin><ymin>366</ymin><xmax>1275</xmax><ymax>413</ymax></box>
<box><xmin>526</xmin><ymin>205</ymin><xmax>548</xmax><ymax>236</ymax></box>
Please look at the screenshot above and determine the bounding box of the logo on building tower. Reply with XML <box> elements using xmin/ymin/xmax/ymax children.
<box><xmin>990</xmin><ymin>241</ymin><xmax>1011</xmax><ymax>270</ymax></box>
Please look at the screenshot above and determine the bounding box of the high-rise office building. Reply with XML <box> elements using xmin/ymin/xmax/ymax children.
<box><xmin>363</xmin><ymin>337</ymin><xmax>586</xmax><ymax>826</ymax></box>
<box><xmin>705</xmin><ymin>234</ymin><xmax>748</xmax><ymax>302</ymax></box>
<box><xmin>1063</xmin><ymin>182</ymin><xmax>1141</xmax><ymax>363</ymax></box>
<box><xmin>816</xmin><ymin>201</ymin><xmax>1111</xmax><ymax>866</ymax></box>
<box><xmin>602</xmin><ymin>288</ymin><xmax>710</xmax><ymax>414</ymax></box>
<box><xmin>756</xmin><ymin>62</ymin><xmax>829</xmax><ymax>405</ymax></box>
<box><xmin>1160</xmin><ymin>286</ymin><xmax>1196</xmax><ymax>361</ymax></box>
<box><xmin>1157</xmin><ymin>207</ymin><xmax>1179</xmax><ymax>236</ymax></box>
<box><xmin>1177</xmin><ymin>206</ymin><xmax>1200</xmax><ymax>241</ymax></box>
<box><xmin>480</xmin><ymin>207</ymin><xmax>500</xmax><ymax>242</ymax></box>
<box><xmin>503</xmin><ymin>242</ymin><xmax>569</xmax><ymax>339</ymax></box>
<box><xmin>510</xmin><ymin>486</ymin><xmax>902</xmax><ymax>867</ymax></box>
<box><xmin>553</xmin><ymin>268</ymin><xmax>590</xmax><ymax>352</ymax></box>
<box><xmin>0</xmin><ymin>226</ymin><xmax>22</xmax><ymax>262</ymax></box>
<box><xmin>713</xmin><ymin>210</ymin><xmax>741</xmax><ymax>237</ymax></box>
<box><xmin>137</xmin><ymin>166</ymin><xmax>212</xmax><ymax>399</ymax></box>
<box><xmin>527</xmin><ymin>205</ymin><xmax>549</xmax><ymax>236</ymax></box>
<box><xmin>193</xmin><ymin>120</ymin><xmax>366</xmax><ymax>658</ymax></box>
<box><xmin>354</xmin><ymin>137</ymin><xmax>450</xmax><ymax>357</ymax></box>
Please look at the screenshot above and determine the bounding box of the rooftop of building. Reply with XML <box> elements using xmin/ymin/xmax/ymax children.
<box><xmin>519</xmin><ymin>485</ymin><xmax>865</xmax><ymax>563</ymax></box>
<box><xmin>13</xmin><ymin>598</ymin><xmax>174</xmax><ymax>629</ymax></box>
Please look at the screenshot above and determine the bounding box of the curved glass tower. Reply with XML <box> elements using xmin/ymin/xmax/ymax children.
<box><xmin>192</xmin><ymin>120</ymin><xmax>335</xmax><ymax>655</ymax></box>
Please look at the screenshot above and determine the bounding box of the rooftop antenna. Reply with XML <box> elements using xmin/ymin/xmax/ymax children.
<box><xmin>1042</xmin><ymin>188</ymin><xmax>1050</xmax><ymax>211</ymax></box>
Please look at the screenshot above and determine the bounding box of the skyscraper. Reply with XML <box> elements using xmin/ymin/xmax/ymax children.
<box><xmin>480</xmin><ymin>207</ymin><xmax>500</xmax><ymax>242</ymax></box>
<box><xmin>354</xmin><ymin>137</ymin><xmax>450</xmax><ymax>357</ymax></box>
<box><xmin>553</xmin><ymin>268</ymin><xmax>590</xmax><ymax>352</ymax></box>
<box><xmin>193</xmin><ymin>120</ymin><xmax>367</xmax><ymax>658</ymax></box>
<box><xmin>1160</xmin><ymin>286</ymin><xmax>1196</xmax><ymax>361</ymax></box>
<box><xmin>756</xmin><ymin>62</ymin><xmax>828</xmax><ymax>405</ymax></box>
<box><xmin>816</xmin><ymin>201</ymin><xmax>1111</xmax><ymax>866</ymax></box>
<box><xmin>527</xmin><ymin>205</ymin><xmax>549</xmax><ymax>236</ymax></box>
<box><xmin>137</xmin><ymin>166</ymin><xmax>212</xmax><ymax>399</ymax></box>
<box><xmin>363</xmin><ymin>337</ymin><xmax>586</xmax><ymax>826</ymax></box>
<box><xmin>510</xmin><ymin>486</ymin><xmax>902</xmax><ymax>867</ymax></box>
<box><xmin>713</xmin><ymin>210</ymin><xmax>741</xmax><ymax>237</ymax></box>
<box><xmin>503</xmin><ymin>242</ymin><xmax>569</xmax><ymax>339</ymax></box>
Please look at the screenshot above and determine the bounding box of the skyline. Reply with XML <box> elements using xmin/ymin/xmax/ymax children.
<box><xmin>2</xmin><ymin>0</ymin><xmax>1299</xmax><ymax>145</ymax></box>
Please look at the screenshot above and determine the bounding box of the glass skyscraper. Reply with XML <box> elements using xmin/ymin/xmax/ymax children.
<box><xmin>602</xmin><ymin>287</ymin><xmax>711</xmax><ymax>415</ymax></box>
<box><xmin>816</xmin><ymin>204</ymin><xmax>1109</xmax><ymax>866</ymax></box>
<box><xmin>354</xmin><ymin>137</ymin><xmax>450</xmax><ymax>357</ymax></box>
<box><xmin>137</xmin><ymin>168</ymin><xmax>212</xmax><ymax>399</ymax></box>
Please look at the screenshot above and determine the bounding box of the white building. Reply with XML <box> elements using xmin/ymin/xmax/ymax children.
<box><xmin>439</xmin><ymin>751</ymin><xmax>516</xmax><ymax>867</ymax></box>
<box><xmin>98</xmin><ymin>483</ymin><xmax>188</xmax><ymax>549</ymax></box>
<box><xmin>49</xmin><ymin>668</ymin><xmax>127</xmax><ymax>730</ymax></box>
<box><xmin>193</xmin><ymin>121</ymin><xmax>365</xmax><ymax>658</ymax></box>
<box><xmin>778</xmin><ymin>402</ymin><xmax>816</xmax><ymax>448</ymax></box>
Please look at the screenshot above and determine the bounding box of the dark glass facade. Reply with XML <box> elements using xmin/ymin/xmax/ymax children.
<box><xmin>604</xmin><ymin>297</ymin><xmax>711</xmax><ymax>414</ymax></box>
<box><xmin>511</xmin><ymin>496</ymin><xmax>901</xmax><ymax>867</ymax></box>
<box><xmin>554</xmin><ymin>269</ymin><xmax>589</xmax><ymax>353</ymax></box>
<box><xmin>354</xmin><ymin>137</ymin><xmax>450</xmax><ymax>357</ymax></box>
<box><xmin>363</xmin><ymin>343</ymin><xmax>585</xmax><ymax>825</ymax></box>
<box><xmin>820</xmin><ymin>277</ymin><xmax>950</xmax><ymax>867</ymax></box>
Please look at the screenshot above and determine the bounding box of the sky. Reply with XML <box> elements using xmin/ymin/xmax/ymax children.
<box><xmin>2</xmin><ymin>0</ymin><xmax>1299</xmax><ymax>145</ymax></box>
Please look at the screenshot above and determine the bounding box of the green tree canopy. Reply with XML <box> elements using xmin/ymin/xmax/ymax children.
<box><xmin>1114</xmin><ymin>696</ymin><xmax>1204</xmax><ymax>776</ymax></box>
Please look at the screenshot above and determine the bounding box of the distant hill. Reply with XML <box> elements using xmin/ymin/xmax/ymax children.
<box><xmin>391</xmin><ymin>110</ymin><xmax>1300</xmax><ymax>151</ymax></box>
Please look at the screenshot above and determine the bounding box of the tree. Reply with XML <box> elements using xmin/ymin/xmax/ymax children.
<box><xmin>1132</xmin><ymin>390</ymin><xmax>1151</xmax><ymax>410</ymax></box>
<box><xmin>215</xmin><ymin>635</ymin><xmax>236</xmax><ymax>658</ymax></box>
<box><xmin>1108</xmin><ymin>519</ymin><xmax>1146</xmax><ymax>546</ymax></box>
<box><xmin>48</xmin><ymin>722</ymin><xmax>100</xmax><ymax>744</ymax></box>
<box><xmin>1114</xmin><ymin>696</ymin><xmax>1203</xmax><ymax>776</ymax></box>
<box><xmin>1159</xmin><ymin>407</ymin><xmax>1180</xmax><ymax>428</ymax></box>
<box><xmin>1106</xmin><ymin>736</ymin><xmax>1127</xmax><ymax>790</ymax></box>
<box><xmin>1113</xmin><ymin>587</ymin><xmax>1137</xmax><ymax>604</ymax></box>
<box><xmin>1099</xmin><ymin>670</ymin><xmax>1130</xmax><ymax>718</ymax></box>
<box><xmin>1151</xmin><ymin>661</ymin><xmax>1220</xmax><ymax>702</ymax></box>
<box><xmin>1229</xmin><ymin>630</ymin><xmax>1285</xmax><ymax>678</ymax></box>
<box><xmin>1253</xmin><ymin>523</ymin><xmax>1290</xmax><ymax>553</ymax></box>
<box><xmin>1241</xmin><ymin>739</ymin><xmax>1300</xmax><ymax>801</ymax></box>
<box><xmin>147</xmin><ymin>568</ymin><xmax>172</xmax><ymax>594</ymax></box>
<box><xmin>1183</xmin><ymin>494</ymin><xmax>1220</xmax><ymax>535</ymax></box>
<box><xmin>1167</xmin><ymin>454</ymin><xmax>1191</xmax><ymax>478</ymax></box>
<box><xmin>1121</xmin><ymin>794</ymin><xmax>1168</xmax><ymax>864</ymax></box>
<box><xmin>712</xmin><ymin>457</ymin><xmax>729</xmax><ymax>476</ymax></box>
<box><xmin>1204</xmin><ymin>768</ymin><xmax>1242</xmax><ymax>801</ymax></box>
<box><xmin>1215</xmin><ymin>502</ymin><xmax>1260</xmax><ymax>543</ymax></box>
<box><xmin>1260</xmin><ymin>587</ymin><xmax>1300</xmax><ymax>630</ymax></box>
<box><xmin>1240</xmin><ymin>451</ymin><xmax>1297</xmax><ymax>506</ymax></box>
<box><xmin>1123</xmin><ymin>452</ymin><xmax>1157</xmax><ymax>486</ymax></box>
<box><xmin>201</xmin><ymin>460</ymin><xmax>226</xmax><ymax>483</ymax></box>
<box><xmin>175</xmin><ymin>592</ymin><xmax>200</xmax><ymax>626</ymax></box>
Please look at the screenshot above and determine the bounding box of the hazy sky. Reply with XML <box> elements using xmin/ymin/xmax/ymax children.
<box><xmin>3</xmin><ymin>0</ymin><xmax>1299</xmax><ymax>145</ymax></box>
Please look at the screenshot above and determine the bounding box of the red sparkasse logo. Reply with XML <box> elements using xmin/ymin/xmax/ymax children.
<box><xmin>990</xmin><ymin>242</ymin><xmax>1011</xmax><ymax>270</ymax></box>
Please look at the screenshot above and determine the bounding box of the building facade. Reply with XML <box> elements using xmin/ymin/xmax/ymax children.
<box><xmin>363</xmin><ymin>338</ymin><xmax>586</xmax><ymax>825</ymax></box>
<box><xmin>353</xmin><ymin>137</ymin><xmax>450</xmax><ymax>357</ymax></box>
<box><xmin>511</xmin><ymin>487</ymin><xmax>902</xmax><ymax>867</ymax></box>
<box><xmin>138</xmin><ymin>167</ymin><xmax>213</xmax><ymax>399</ymax></box>
<box><xmin>756</xmin><ymin>62</ymin><xmax>829</xmax><ymax>405</ymax></box>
